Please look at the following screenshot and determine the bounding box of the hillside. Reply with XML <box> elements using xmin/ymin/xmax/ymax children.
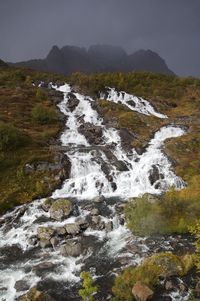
<box><xmin>0</xmin><ymin>66</ymin><xmax>200</xmax><ymax>301</ymax></box>
<box><xmin>11</xmin><ymin>44</ymin><xmax>174</xmax><ymax>76</ymax></box>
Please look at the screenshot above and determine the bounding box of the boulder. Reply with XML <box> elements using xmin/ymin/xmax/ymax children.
<box><xmin>32</xmin><ymin>262</ymin><xmax>55</xmax><ymax>276</ymax></box>
<box><xmin>132</xmin><ymin>281</ymin><xmax>154</xmax><ymax>301</ymax></box>
<box><xmin>67</xmin><ymin>93</ymin><xmax>79</xmax><ymax>111</ymax></box>
<box><xmin>60</xmin><ymin>240</ymin><xmax>81</xmax><ymax>257</ymax></box>
<box><xmin>14</xmin><ymin>280</ymin><xmax>30</xmax><ymax>292</ymax></box>
<box><xmin>49</xmin><ymin>199</ymin><xmax>72</xmax><ymax>221</ymax></box>
<box><xmin>65</xmin><ymin>223</ymin><xmax>80</xmax><ymax>235</ymax></box>
<box><xmin>37</xmin><ymin>227</ymin><xmax>54</xmax><ymax>241</ymax></box>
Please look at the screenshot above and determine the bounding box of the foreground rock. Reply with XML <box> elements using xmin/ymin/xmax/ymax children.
<box><xmin>132</xmin><ymin>281</ymin><xmax>154</xmax><ymax>301</ymax></box>
<box><xmin>17</xmin><ymin>287</ymin><xmax>55</xmax><ymax>301</ymax></box>
<box><xmin>49</xmin><ymin>199</ymin><xmax>73</xmax><ymax>220</ymax></box>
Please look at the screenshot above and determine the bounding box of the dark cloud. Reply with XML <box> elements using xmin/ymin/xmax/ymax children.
<box><xmin>0</xmin><ymin>0</ymin><xmax>199</xmax><ymax>76</ymax></box>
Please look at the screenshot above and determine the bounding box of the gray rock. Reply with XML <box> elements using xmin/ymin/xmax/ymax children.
<box><xmin>90</xmin><ymin>208</ymin><xmax>99</xmax><ymax>216</ymax></box>
<box><xmin>56</xmin><ymin>227</ymin><xmax>67</xmax><ymax>235</ymax></box>
<box><xmin>65</xmin><ymin>223</ymin><xmax>80</xmax><ymax>235</ymax></box>
<box><xmin>49</xmin><ymin>199</ymin><xmax>73</xmax><ymax>221</ymax></box>
<box><xmin>93</xmin><ymin>195</ymin><xmax>106</xmax><ymax>203</ymax></box>
<box><xmin>105</xmin><ymin>221</ymin><xmax>113</xmax><ymax>232</ymax></box>
<box><xmin>91</xmin><ymin>215</ymin><xmax>101</xmax><ymax>225</ymax></box>
<box><xmin>60</xmin><ymin>240</ymin><xmax>81</xmax><ymax>257</ymax></box>
<box><xmin>50</xmin><ymin>237</ymin><xmax>59</xmax><ymax>248</ymax></box>
<box><xmin>14</xmin><ymin>280</ymin><xmax>30</xmax><ymax>292</ymax></box>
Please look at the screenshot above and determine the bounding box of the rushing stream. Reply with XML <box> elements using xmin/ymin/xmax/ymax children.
<box><xmin>0</xmin><ymin>84</ymin><xmax>191</xmax><ymax>301</ymax></box>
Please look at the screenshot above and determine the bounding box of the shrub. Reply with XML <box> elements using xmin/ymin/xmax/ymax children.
<box><xmin>36</xmin><ymin>88</ymin><xmax>47</xmax><ymax>100</ymax></box>
<box><xmin>125</xmin><ymin>185</ymin><xmax>200</xmax><ymax>236</ymax></box>
<box><xmin>31</xmin><ymin>104</ymin><xmax>58</xmax><ymax>124</ymax></box>
<box><xmin>0</xmin><ymin>121</ymin><xmax>28</xmax><ymax>151</ymax></box>
<box><xmin>79</xmin><ymin>271</ymin><xmax>98</xmax><ymax>301</ymax></box>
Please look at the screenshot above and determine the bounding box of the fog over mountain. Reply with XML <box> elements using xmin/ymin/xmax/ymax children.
<box><xmin>0</xmin><ymin>0</ymin><xmax>199</xmax><ymax>77</ymax></box>
<box><xmin>12</xmin><ymin>44</ymin><xmax>174</xmax><ymax>75</ymax></box>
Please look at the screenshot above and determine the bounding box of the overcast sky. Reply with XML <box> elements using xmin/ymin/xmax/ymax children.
<box><xmin>0</xmin><ymin>0</ymin><xmax>199</xmax><ymax>76</ymax></box>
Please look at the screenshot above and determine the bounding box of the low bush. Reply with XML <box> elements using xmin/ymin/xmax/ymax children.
<box><xmin>125</xmin><ymin>183</ymin><xmax>200</xmax><ymax>236</ymax></box>
<box><xmin>0</xmin><ymin>121</ymin><xmax>29</xmax><ymax>151</ymax></box>
<box><xmin>31</xmin><ymin>104</ymin><xmax>58</xmax><ymax>124</ymax></box>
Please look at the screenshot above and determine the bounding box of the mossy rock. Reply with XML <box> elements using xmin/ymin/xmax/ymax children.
<box><xmin>143</xmin><ymin>252</ymin><xmax>193</xmax><ymax>277</ymax></box>
<box><xmin>17</xmin><ymin>287</ymin><xmax>55</xmax><ymax>301</ymax></box>
<box><xmin>112</xmin><ymin>252</ymin><xmax>194</xmax><ymax>301</ymax></box>
<box><xmin>49</xmin><ymin>198</ymin><xmax>72</xmax><ymax>221</ymax></box>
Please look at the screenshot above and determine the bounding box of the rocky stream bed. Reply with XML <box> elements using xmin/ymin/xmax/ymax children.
<box><xmin>0</xmin><ymin>84</ymin><xmax>195</xmax><ymax>301</ymax></box>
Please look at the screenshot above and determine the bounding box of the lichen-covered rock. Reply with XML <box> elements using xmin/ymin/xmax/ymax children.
<box><xmin>37</xmin><ymin>227</ymin><xmax>54</xmax><ymax>240</ymax></box>
<box><xmin>41</xmin><ymin>198</ymin><xmax>53</xmax><ymax>212</ymax></box>
<box><xmin>49</xmin><ymin>199</ymin><xmax>72</xmax><ymax>221</ymax></box>
<box><xmin>17</xmin><ymin>287</ymin><xmax>55</xmax><ymax>301</ymax></box>
<box><xmin>132</xmin><ymin>281</ymin><xmax>154</xmax><ymax>301</ymax></box>
<box><xmin>37</xmin><ymin>226</ymin><xmax>54</xmax><ymax>248</ymax></box>
<box><xmin>143</xmin><ymin>252</ymin><xmax>185</xmax><ymax>277</ymax></box>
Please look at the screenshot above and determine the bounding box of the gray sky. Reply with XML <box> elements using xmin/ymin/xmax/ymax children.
<box><xmin>0</xmin><ymin>0</ymin><xmax>199</xmax><ymax>77</ymax></box>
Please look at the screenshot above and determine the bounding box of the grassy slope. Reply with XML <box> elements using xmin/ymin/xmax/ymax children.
<box><xmin>0</xmin><ymin>67</ymin><xmax>67</xmax><ymax>213</ymax></box>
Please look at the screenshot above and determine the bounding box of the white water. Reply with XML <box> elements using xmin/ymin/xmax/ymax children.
<box><xmin>100</xmin><ymin>87</ymin><xmax>167</xmax><ymax>118</ymax></box>
<box><xmin>0</xmin><ymin>83</ymin><xmax>187</xmax><ymax>301</ymax></box>
<box><xmin>53</xmin><ymin>84</ymin><xmax>184</xmax><ymax>199</ymax></box>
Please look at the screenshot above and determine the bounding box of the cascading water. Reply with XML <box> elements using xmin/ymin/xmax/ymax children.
<box><xmin>0</xmin><ymin>84</ymin><xmax>189</xmax><ymax>301</ymax></box>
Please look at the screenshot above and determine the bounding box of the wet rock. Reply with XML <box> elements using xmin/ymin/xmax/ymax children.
<box><xmin>50</xmin><ymin>237</ymin><xmax>59</xmax><ymax>248</ymax></box>
<box><xmin>165</xmin><ymin>280</ymin><xmax>173</xmax><ymax>291</ymax></box>
<box><xmin>111</xmin><ymin>182</ymin><xmax>117</xmax><ymax>191</ymax></box>
<box><xmin>41</xmin><ymin>198</ymin><xmax>53</xmax><ymax>212</ymax></box>
<box><xmin>65</xmin><ymin>223</ymin><xmax>80</xmax><ymax>235</ymax></box>
<box><xmin>149</xmin><ymin>165</ymin><xmax>163</xmax><ymax>186</ymax></box>
<box><xmin>105</xmin><ymin>221</ymin><xmax>113</xmax><ymax>231</ymax></box>
<box><xmin>28</xmin><ymin>236</ymin><xmax>38</xmax><ymax>246</ymax></box>
<box><xmin>132</xmin><ymin>281</ymin><xmax>154</xmax><ymax>301</ymax></box>
<box><xmin>37</xmin><ymin>227</ymin><xmax>54</xmax><ymax>241</ymax></box>
<box><xmin>49</xmin><ymin>199</ymin><xmax>72</xmax><ymax>221</ymax></box>
<box><xmin>76</xmin><ymin>217</ymin><xmax>89</xmax><ymax>230</ymax></box>
<box><xmin>78</xmin><ymin>122</ymin><xmax>103</xmax><ymax>145</ymax></box>
<box><xmin>67</xmin><ymin>93</ymin><xmax>79</xmax><ymax>111</ymax></box>
<box><xmin>60</xmin><ymin>240</ymin><xmax>81</xmax><ymax>257</ymax></box>
<box><xmin>15</xmin><ymin>280</ymin><xmax>30</xmax><ymax>292</ymax></box>
<box><xmin>90</xmin><ymin>208</ymin><xmax>99</xmax><ymax>216</ymax></box>
<box><xmin>178</xmin><ymin>283</ymin><xmax>187</xmax><ymax>292</ymax></box>
<box><xmin>56</xmin><ymin>227</ymin><xmax>67</xmax><ymax>235</ymax></box>
<box><xmin>17</xmin><ymin>286</ymin><xmax>55</xmax><ymax>301</ymax></box>
<box><xmin>93</xmin><ymin>195</ymin><xmax>106</xmax><ymax>203</ymax></box>
<box><xmin>91</xmin><ymin>215</ymin><xmax>101</xmax><ymax>225</ymax></box>
<box><xmin>32</xmin><ymin>262</ymin><xmax>56</xmax><ymax>277</ymax></box>
<box><xmin>37</xmin><ymin>227</ymin><xmax>54</xmax><ymax>248</ymax></box>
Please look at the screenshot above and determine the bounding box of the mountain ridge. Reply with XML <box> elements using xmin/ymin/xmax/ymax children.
<box><xmin>10</xmin><ymin>44</ymin><xmax>174</xmax><ymax>76</ymax></box>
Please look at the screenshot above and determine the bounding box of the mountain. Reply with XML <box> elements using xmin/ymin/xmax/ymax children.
<box><xmin>11</xmin><ymin>44</ymin><xmax>174</xmax><ymax>75</ymax></box>
<box><xmin>0</xmin><ymin>58</ymin><xmax>8</xmax><ymax>67</ymax></box>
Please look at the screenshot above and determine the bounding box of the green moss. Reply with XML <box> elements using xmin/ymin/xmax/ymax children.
<box><xmin>112</xmin><ymin>252</ymin><xmax>193</xmax><ymax>301</ymax></box>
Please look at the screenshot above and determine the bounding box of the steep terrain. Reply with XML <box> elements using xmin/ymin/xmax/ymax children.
<box><xmin>11</xmin><ymin>44</ymin><xmax>174</xmax><ymax>75</ymax></box>
<box><xmin>0</xmin><ymin>67</ymin><xmax>199</xmax><ymax>301</ymax></box>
